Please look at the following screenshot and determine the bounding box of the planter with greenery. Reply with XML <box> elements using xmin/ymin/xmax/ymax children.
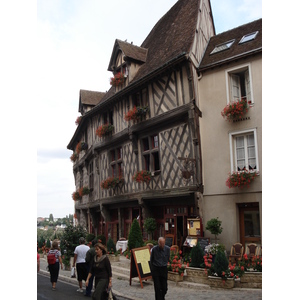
<box><xmin>79</xmin><ymin>186</ymin><xmax>90</xmax><ymax>197</ymax></box>
<box><xmin>205</xmin><ymin>218</ymin><xmax>223</xmax><ymax>243</ymax></box>
<box><xmin>75</xmin><ymin>141</ymin><xmax>88</xmax><ymax>154</ymax></box>
<box><xmin>132</xmin><ymin>170</ymin><xmax>151</xmax><ymax>184</ymax></box>
<box><xmin>72</xmin><ymin>191</ymin><xmax>81</xmax><ymax>201</ymax></box>
<box><xmin>110</xmin><ymin>72</ymin><xmax>125</xmax><ymax>87</ymax></box>
<box><xmin>226</xmin><ymin>170</ymin><xmax>258</xmax><ymax>188</ymax></box>
<box><xmin>95</xmin><ymin>123</ymin><xmax>114</xmax><ymax>138</ymax></box>
<box><xmin>107</xmin><ymin>238</ymin><xmax>120</xmax><ymax>261</ymax></box>
<box><xmin>70</xmin><ymin>152</ymin><xmax>78</xmax><ymax>163</ymax></box>
<box><xmin>221</xmin><ymin>98</ymin><xmax>250</xmax><ymax>121</ymax></box>
<box><xmin>167</xmin><ymin>249</ymin><xmax>186</xmax><ymax>281</ymax></box>
<box><xmin>100</xmin><ymin>177</ymin><xmax>124</xmax><ymax>189</ymax></box>
<box><xmin>124</xmin><ymin>106</ymin><xmax>149</xmax><ymax>122</ymax></box>
<box><xmin>75</xmin><ymin>116</ymin><xmax>82</xmax><ymax>125</ymax></box>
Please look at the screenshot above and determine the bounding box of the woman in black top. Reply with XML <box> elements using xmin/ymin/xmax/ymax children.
<box><xmin>86</xmin><ymin>243</ymin><xmax>112</xmax><ymax>300</ymax></box>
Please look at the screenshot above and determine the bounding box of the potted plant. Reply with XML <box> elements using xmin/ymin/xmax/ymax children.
<box><xmin>144</xmin><ymin>218</ymin><xmax>157</xmax><ymax>240</ymax></box>
<box><xmin>226</xmin><ymin>170</ymin><xmax>258</xmax><ymax>188</ymax></box>
<box><xmin>72</xmin><ymin>191</ymin><xmax>81</xmax><ymax>201</ymax></box>
<box><xmin>205</xmin><ymin>218</ymin><xmax>223</xmax><ymax>243</ymax></box>
<box><xmin>221</xmin><ymin>98</ymin><xmax>251</xmax><ymax>121</ymax></box>
<box><xmin>207</xmin><ymin>250</ymin><xmax>236</xmax><ymax>288</ymax></box>
<box><xmin>127</xmin><ymin>219</ymin><xmax>144</xmax><ymax>251</ymax></box>
<box><xmin>95</xmin><ymin>123</ymin><xmax>114</xmax><ymax>138</ymax></box>
<box><xmin>110</xmin><ymin>72</ymin><xmax>125</xmax><ymax>87</ymax></box>
<box><xmin>75</xmin><ymin>141</ymin><xmax>88</xmax><ymax>154</ymax></box>
<box><xmin>75</xmin><ymin>116</ymin><xmax>82</xmax><ymax>125</ymax></box>
<box><xmin>106</xmin><ymin>238</ymin><xmax>120</xmax><ymax>262</ymax></box>
<box><xmin>124</xmin><ymin>106</ymin><xmax>149</xmax><ymax>122</ymax></box>
<box><xmin>70</xmin><ymin>152</ymin><xmax>78</xmax><ymax>163</ymax></box>
<box><xmin>100</xmin><ymin>177</ymin><xmax>124</xmax><ymax>189</ymax></box>
<box><xmin>167</xmin><ymin>250</ymin><xmax>186</xmax><ymax>282</ymax></box>
<box><xmin>132</xmin><ymin>170</ymin><xmax>151</xmax><ymax>184</ymax></box>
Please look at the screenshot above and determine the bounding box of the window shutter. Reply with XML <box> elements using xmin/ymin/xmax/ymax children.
<box><xmin>245</xmin><ymin>69</ymin><xmax>251</xmax><ymax>101</ymax></box>
<box><xmin>231</xmin><ymin>74</ymin><xmax>241</xmax><ymax>102</ymax></box>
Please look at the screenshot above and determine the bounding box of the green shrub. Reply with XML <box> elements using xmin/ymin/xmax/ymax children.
<box><xmin>128</xmin><ymin>219</ymin><xmax>143</xmax><ymax>250</ymax></box>
<box><xmin>144</xmin><ymin>217</ymin><xmax>157</xmax><ymax>240</ymax></box>
<box><xmin>205</xmin><ymin>217</ymin><xmax>223</xmax><ymax>243</ymax></box>
<box><xmin>96</xmin><ymin>234</ymin><xmax>106</xmax><ymax>245</ymax></box>
<box><xmin>86</xmin><ymin>233</ymin><xmax>95</xmax><ymax>243</ymax></box>
<box><xmin>190</xmin><ymin>243</ymin><xmax>204</xmax><ymax>268</ymax></box>
<box><xmin>214</xmin><ymin>250</ymin><xmax>228</xmax><ymax>276</ymax></box>
<box><xmin>107</xmin><ymin>238</ymin><xmax>116</xmax><ymax>253</ymax></box>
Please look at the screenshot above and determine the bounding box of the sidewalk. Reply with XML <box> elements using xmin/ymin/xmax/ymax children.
<box><xmin>39</xmin><ymin>257</ymin><xmax>262</xmax><ymax>300</ymax></box>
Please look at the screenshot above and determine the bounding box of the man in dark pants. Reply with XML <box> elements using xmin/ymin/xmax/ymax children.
<box><xmin>150</xmin><ymin>237</ymin><xmax>170</xmax><ymax>300</ymax></box>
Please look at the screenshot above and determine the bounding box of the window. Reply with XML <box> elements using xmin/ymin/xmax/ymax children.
<box><xmin>239</xmin><ymin>31</ymin><xmax>258</xmax><ymax>44</ymax></box>
<box><xmin>210</xmin><ymin>39</ymin><xmax>235</xmax><ymax>54</ymax></box>
<box><xmin>103</xmin><ymin>110</ymin><xmax>114</xmax><ymax>125</ymax></box>
<box><xmin>79</xmin><ymin>169</ymin><xmax>83</xmax><ymax>189</ymax></box>
<box><xmin>229</xmin><ymin>129</ymin><xmax>259</xmax><ymax>172</ymax></box>
<box><xmin>226</xmin><ymin>64</ymin><xmax>253</xmax><ymax>104</ymax></box>
<box><xmin>89</xmin><ymin>161</ymin><xmax>94</xmax><ymax>190</ymax></box>
<box><xmin>141</xmin><ymin>135</ymin><xmax>160</xmax><ymax>172</ymax></box>
<box><xmin>110</xmin><ymin>147</ymin><xmax>123</xmax><ymax>178</ymax></box>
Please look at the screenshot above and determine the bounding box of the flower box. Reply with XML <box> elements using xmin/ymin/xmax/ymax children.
<box><xmin>132</xmin><ymin>170</ymin><xmax>151</xmax><ymax>184</ymax></box>
<box><xmin>75</xmin><ymin>141</ymin><xmax>88</xmax><ymax>154</ymax></box>
<box><xmin>221</xmin><ymin>98</ymin><xmax>250</xmax><ymax>121</ymax></box>
<box><xmin>239</xmin><ymin>271</ymin><xmax>262</xmax><ymax>288</ymax></box>
<box><xmin>96</xmin><ymin>123</ymin><xmax>114</xmax><ymax>138</ymax></box>
<box><xmin>79</xmin><ymin>186</ymin><xmax>90</xmax><ymax>197</ymax></box>
<box><xmin>70</xmin><ymin>153</ymin><xmax>78</xmax><ymax>163</ymax></box>
<box><xmin>185</xmin><ymin>267</ymin><xmax>208</xmax><ymax>284</ymax></box>
<box><xmin>108</xmin><ymin>254</ymin><xmax>120</xmax><ymax>263</ymax></box>
<box><xmin>226</xmin><ymin>170</ymin><xmax>258</xmax><ymax>188</ymax></box>
<box><xmin>72</xmin><ymin>191</ymin><xmax>81</xmax><ymax>201</ymax></box>
<box><xmin>208</xmin><ymin>276</ymin><xmax>235</xmax><ymax>289</ymax></box>
<box><xmin>168</xmin><ymin>271</ymin><xmax>184</xmax><ymax>282</ymax></box>
<box><xmin>101</xmin><ymin>177</ymin><xmax>124</xmax><ymax>189</ymax></box>
<box><xmin>110</xmin><ymin>72</ymin><xmax>125</xmax><ymax>87</ymax></box>
<box><xmin>124</xmin><ymin>106</ymin><xmax>149</xmax><ymax>122</ymax></box>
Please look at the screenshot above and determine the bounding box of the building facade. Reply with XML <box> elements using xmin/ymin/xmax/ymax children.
<box><xmin>67</xmin><ymin>0</ymin><xmax>262</xmax><ymax>251</ymax></box>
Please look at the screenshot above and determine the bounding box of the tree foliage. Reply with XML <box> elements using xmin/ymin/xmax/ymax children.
<box><xmin>190</xmin><ymin>242</ymin><xmax>204</xmax><ymax>268</ymax></box>
<box><xmin>128</xmin><ymin>219</ymin><xmax>143</xmax><ymax>250</ymax></box>
<box><xmin>214</xmin><ymin>249</ymin><xmax>229</xmax><ymax>276</ymax></box>
<box><xmin>60</xmin><ymin>225</ymin><xmax>87</xmax><ymax>266</ymax></box>
<box><xmin>144</xmin><ymin>217</ymin><xmax>157</xmax><ymax>239</ymax></box>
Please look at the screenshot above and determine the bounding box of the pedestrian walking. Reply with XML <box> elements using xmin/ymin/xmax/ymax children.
<box><xmin>85</xmin><ymin>243</ymin><xmax>112</xmax><ymax>300</ymax></box>
<box><xmin>47</xmin><ymin>240</ymin><xmax>63</xmax><ymax>291</ymax></box>
<box><xmin>37</xmin><ymin>248</ymin><xmax>40</xmax><ymax>272</ymax></box>
<box><xmin>73</xmin><ymin>237</ymin><xmax>90</xmax><ymax>293</ymax></box>
<box><xmin>150</xmin><ymin>237</ymin><xmax>170</xmax><ymax>300</ymax></box>
<box><xmin>85</xmin><ymin>239</ymin><xmax>98</xmax><ymax>296</ymax></box>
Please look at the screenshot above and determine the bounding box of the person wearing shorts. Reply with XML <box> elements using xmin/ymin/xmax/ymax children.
<box><xmin>73</xmin><ymin>237</ymin><xmax>90</xmax><ymax>292</ymax></box>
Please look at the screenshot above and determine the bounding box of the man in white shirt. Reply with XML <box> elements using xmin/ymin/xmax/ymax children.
<box><xmin>72</xmin><ymin>237</ymin><xmax>90</xmax><ymax>292</ymax></box>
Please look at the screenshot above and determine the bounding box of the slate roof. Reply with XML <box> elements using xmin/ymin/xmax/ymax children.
<box><xmin>199</xmin><ymin>19</ymin><xmax>262</xmax><ymax>71</ymax></box>
<box><xmin>107</xmin><ymin>40</ymin><xmax>148</xmax><ymax>71</ymax></box>
<box><xmin>79</xmin><ymin>89</ymin><xmax>106</xmax><ymax>107</ymax></box>
<box><xmin>132</xmin><ymin>0</ymin><xmax>203</xmax><ymax>83</ymax></box>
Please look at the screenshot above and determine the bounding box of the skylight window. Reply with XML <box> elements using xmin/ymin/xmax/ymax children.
<box><xmin>239</xmin><ymin>31</ymin><xmax>258</xmax><ymax>44</ymax></box>
<box><xmin>210</xmin><ymin>39</ymin><xmax>235</xmax><ymax>55</ymax></box>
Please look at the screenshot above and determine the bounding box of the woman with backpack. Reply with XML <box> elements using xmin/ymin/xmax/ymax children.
<box><xmin>47</xmin><ymin>239</ymin><xmax>63</xmax><ymax>290</ymax></box>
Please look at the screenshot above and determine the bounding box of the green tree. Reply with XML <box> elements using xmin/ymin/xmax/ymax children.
<box><xmin>49</xmin><ymin>213</ymin><xmax>54</xmax><ymax>222</ymax></box>
<box><xmin>214</xmin><ymin>249</ymin><xmax>228</xmax><ymax>277</ymax></box>
<box><xmin>60</xmin><ymin>225</ymin><xmax>87</xmax><ymax>267</ymax></box>
<box><xmin>144</xmin><ymin>217</ymin><xmax>157</xmax><ymax>240</ymax></box>
<box><xmin>205</xmin><ymin>217</ymin><xmax>223</xmax><ymax>243</ymax></box>
<box><xmin>190</xmin><ymin>242</ymin><xmax>204</xmax><ymax>268</ymax></box>
<box><xmin>128</xmin><ymin>219</ymin><xmax>143</xmax><ymax>250</ymax></box>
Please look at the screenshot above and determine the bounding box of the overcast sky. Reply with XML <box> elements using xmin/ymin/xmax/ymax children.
<box><xmin>36</xmin><ymin>0</ymin><xmax>263</xmax><ymax>219</ymax></box>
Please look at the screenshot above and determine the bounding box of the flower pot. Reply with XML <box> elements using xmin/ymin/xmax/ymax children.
<box><xmin>168</xmin><ymin>271</ymin><xmax>184</xmax><ymax>282</ymax></box>
<box><xmin>185</xmin><ymin>267</ymin><xmax>208</xmax><ymax>284</ymax></box>
<box><xmin>108</xmin><ymin>254</ymin><xmax>120</xmax><ymax>263</ymax></box>
<box><xmin>208</xmin><ymin>276</ymin><xmax>235</xmax><ymax>289</ymax></box>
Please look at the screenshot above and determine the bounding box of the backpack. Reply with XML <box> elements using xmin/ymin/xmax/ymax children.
<box><xmin>47</xmin><ymin>251</ymin><xmax>57</xmax><ymax>265</ymax></box>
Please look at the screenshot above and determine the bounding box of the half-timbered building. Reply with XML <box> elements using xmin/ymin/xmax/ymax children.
<box><xmin>67</xmin><ymin>0</ymin><xmax>262</xmax><ymax>251</ymax></box>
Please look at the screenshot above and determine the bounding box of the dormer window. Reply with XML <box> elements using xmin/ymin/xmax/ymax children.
<box><xmin>210</xmin><ymin>39</ymin><xmax>235</xmax><ymax>55</ymax></box>
<box><xmin>239</xmin><ymin>31</ymin><xmax>258</xmax><ymax>44</ymax></box>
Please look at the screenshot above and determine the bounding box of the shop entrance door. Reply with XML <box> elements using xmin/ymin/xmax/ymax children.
<box><xmin>239</xmin><ymin>203</ymin><xmax>261</xmax><ymax>249</ymax></box>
